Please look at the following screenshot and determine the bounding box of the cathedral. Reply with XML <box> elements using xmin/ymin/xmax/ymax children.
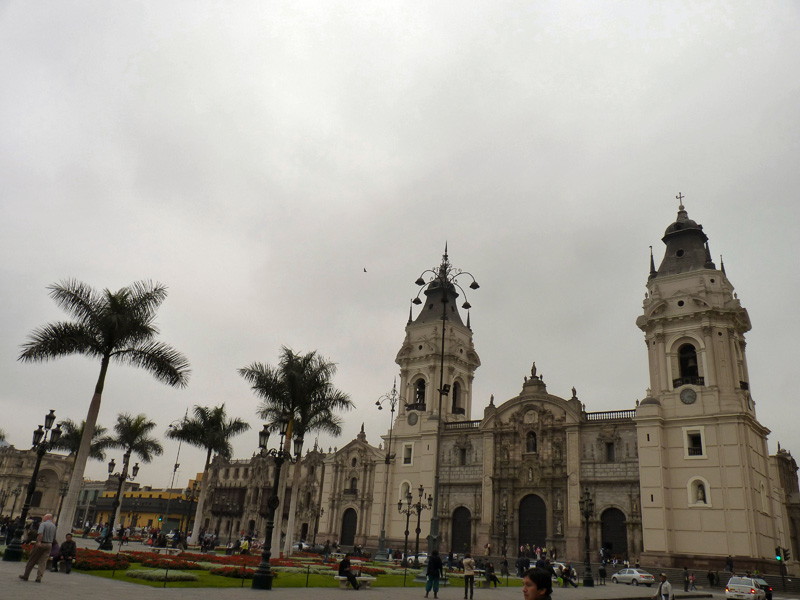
<box><xmin>198</xmin><ymin>204</ymin><xmax>799</xmax><ymax>572</ymax></box>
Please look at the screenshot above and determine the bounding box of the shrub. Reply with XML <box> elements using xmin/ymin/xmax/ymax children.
<box><xmin>140</xmin><ymin>557</ymin><xmax>201</xmax><ymax>570</ymax></box>
<box><xmin>126</xmin><ymin>569</ymin><xmax>198</xmax><ymax>582</ymax></box>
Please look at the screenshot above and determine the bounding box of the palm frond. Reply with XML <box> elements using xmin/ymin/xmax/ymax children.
<box><xmin>114</xmin><ymin>341</ymin><xmax>190</xmax><ymax>388</ymax></box>
<box><xmin>47</xmin><ymin>280</ymin><xmax>100</xmax><ymax>325</ymax></box>
<box><xmin>19</xmin><ymin>322</ymin><xmax>99</xmax><ymax>362</ymax></box>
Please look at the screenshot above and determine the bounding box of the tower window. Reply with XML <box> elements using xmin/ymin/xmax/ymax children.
<box><xmin>403</xmin><ymin>444</ymin><xmax>413</xmax><ymax>465</ymax></box>
<box><xmin>526</xmin><ymin>431</ymin><xmax>537</xmax><ymax>453</ymax></box>
<box><xmin>683</xmin><ymin>426</ymin><xmax>707</xmax><ymax>459</ymax></box>
<box><xmin>459</xmin><ymin>448</ymin><xmax>467</xmax><ymax>465</ymax></box>
<box><xmin>452</xmin><ymin>382</ymin><xmax>464</xmax><ymax>414</ymax></box>
<box><xmin>414</xmin><ymin>379</ymin><xmax>426</xmax><ymax>409</ymax></box>
<box><xmin>605</xmin><ymin>442</ymin><xmax>616</xmax><ymax>462</ymax></box>
<box><xmin>349</xmin><ymin>478</ymin><xmax>358</xmax><ymax>493</ymax></box>
<box><xmin>679</xmin><ymin>344</ymin><xmax>699</xmax><ymax>377</ymax></box>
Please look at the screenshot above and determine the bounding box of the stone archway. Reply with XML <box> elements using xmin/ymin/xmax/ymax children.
<box><xmin>451</xmin><ymin>506</ymin><xmax>472</xmax><ymax>554</ymax></box>
<box><xmin>600</xmin><ymin>508</ymin><xmax>627</xmax><ymax>558</ymax></box>
<box><xmin>518</xmin><ymin>494</ymin><xmax>547</xmax><ymax>548</ymax></box>
<box><xmin>340</xmin><ymin>508</ymin><xmax>357</xmax><ymax>546</ymax></box>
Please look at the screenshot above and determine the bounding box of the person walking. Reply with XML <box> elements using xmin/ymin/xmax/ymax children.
<box><xmin>425</xmin><ymin>550</ymin><xmax>444</xmax><ymax>599</ymax></box>
<box><xmin>19</xmin><ymin>513</ymin><xmax>56</xmax><ymax>582</ymax></box>
<box><xmin>683</xmin><ymin>566</ymin><xmax>690</xmax><ymax>592</ymax></box>
<box><xmin>463</xmin><ymin>552</ymin><xmax>476</xmax><ymax>600</ymax></box>
<box><xmin>653</xmin><ymin>573</ymin><xmax>672</xmax><ymax>600</ymax></box>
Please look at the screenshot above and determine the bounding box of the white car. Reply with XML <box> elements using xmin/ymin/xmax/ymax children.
<box><xmin>725</xmin><ymin>577</ymin><xmax>767</xmax><ymax>600</ymax></box>
<box><xmin>292</xmin><ymin>541</ymin><xmax>311</xmax><ymax>551</ymax></box>
<box><xmin>611</xmin><ymin>568</ymin><xmax>656</xmax><ymax>586</ymax></box>
<box><xmin>405</xmin><ymin>552</ymin><xmax>429</xmax><ymax>565</ymax></box>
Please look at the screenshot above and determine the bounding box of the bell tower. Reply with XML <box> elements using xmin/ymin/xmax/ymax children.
<box><xmin>634</xmin><ymin>198</ymin><xmax>778</xmax><ymax>568</ymax></box>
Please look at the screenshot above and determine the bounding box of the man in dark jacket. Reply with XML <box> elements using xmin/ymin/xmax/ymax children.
<box><xmin>53</xmin><ymin>533</ymin><xmax>77</xmax><ymax>573</ymax></box>
<box><xmin>425</xmin><ymin>550</ymin><xmax>444</xmax><ymax>598</ymax></box>
<box><xmin>338</xmin><ymin>554</ymin><xmax>360</xmax><ymax>590</ymax></box>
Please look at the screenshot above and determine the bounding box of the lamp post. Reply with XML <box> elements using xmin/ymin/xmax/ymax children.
<box><xmin>412</xmin><ymin>247</ymin><xmax>479</xmax><ymax>553</ymax></box>
<box><xmin>183</xmin><ymin>480</ymin><xmax>199</xmax><ymax>542</ymax></box>
<box><xmin>2</xmin><ymin>409</ymin><xmax>62</xmax><ymax>562</ymax></box>
<box><xmin>252</xmin><ymin>421</ymin><xmax>303</xmax><ymax>590</ymax></box>
<box><xmin>578</xmin><ymin>487</ymin><xmax>595</xmax><ymax>588</ymax></box>
<box><xmin>100</xmin><ymin>451</ymin><xmax>139</xmax><ymax>550</ymax></box>
<box><xmin>398</xmin><ymin>484</ymin><xmax>433</xmax><ymax>568</ymax></box>
<box><xmin>309</xmin><ymin>505</ymin><xmax>324</xmax><ymax>545</ymax></box>
<box><xmin>498</xmin><ymin>501</ymin><xmax>511</xmax><ymax>558</ymax></box>
<box><xmin>3</xmin><ymin>484</ymin><xmax>24</xmax><ymax>519</ymax></box>
<box><xmin>375</xmin><ymin>378</ymin><xmax>399</xmax><ymax>560</ymax></box>
<box><xmin>56</xmin><ymin>482</ymin><xmax>70</xmax><ymax>525</ymax></box>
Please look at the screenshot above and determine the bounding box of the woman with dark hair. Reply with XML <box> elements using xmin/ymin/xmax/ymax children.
<box><xmin>522</xmin><ymin>567</ymin><xmax>553</xmax><ymax>600</ymax></box>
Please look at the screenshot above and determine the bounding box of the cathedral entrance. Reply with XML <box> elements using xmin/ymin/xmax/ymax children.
<box><xmin>518</xmin><ymin>495</ymin><xmax>547</xmax><ymax>548</ymax></box>
<box><xmin>451</xmin><ymin>507</ymin><xmax>471</xmax><ymax>554</ymax></box>
<box><xmin>340</xmin><ymin>508</ymin><xmax>357</xmax><ymax>546</ymax></box>
<box><xmin>600</xmin><ymin>508</ymin><xmax>628</xmax><ymax>558</ymax></box>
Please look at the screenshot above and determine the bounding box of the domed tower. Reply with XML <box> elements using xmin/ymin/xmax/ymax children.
<box><xmin>635</xmin><ymin>198</ymin><xmax>777</xmax><ymax>569</ymax></box>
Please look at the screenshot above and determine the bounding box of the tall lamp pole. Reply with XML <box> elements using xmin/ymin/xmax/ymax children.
<box><xmin>6</xmin><ymin>484</ymin><xmax>25</xmax><ymax>520</ymax></box>
<box><xmin>398</xmin><ymin>484</ymin><xmax>432</xmax><ymax>568</ymax></box>
<box><xmin>100</xmin><ymin>451</ymin><xmax>139</xmax><ymax>550</ymax></box>
<box><xmin>252</xmin><ymin>421</ymin><xmax>303</xmax><ymax>590</ymax></box>
<box><xmin>579</xmin><ymin>487</ymin><xmax>595</xmax><ymax>588</ymax></box>
<box><xmin>412</xmin><ymin>247</ymin><xmax>479</xmax><ymax>553</ymax></box>
<box><xmin>375</xmin><ymin>379</ymin><xmax>399</xmax><ymax>560</ymax></box>
<box><xmin>2</xmin><ymin>409</ymin><xmax>62</xmax><ymax>562</ymax></box>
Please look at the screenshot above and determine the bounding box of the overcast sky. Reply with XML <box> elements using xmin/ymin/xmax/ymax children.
<box><xmin>1</xmin><ymin>1</ymin><xmax>798</xmax><ymax>489</ymax></box>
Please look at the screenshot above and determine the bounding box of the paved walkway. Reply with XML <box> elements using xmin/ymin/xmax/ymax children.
<box><xmin>1</xmin><ymin>554</ymin><xmax>723</xmax><ymax>600</ymax></box>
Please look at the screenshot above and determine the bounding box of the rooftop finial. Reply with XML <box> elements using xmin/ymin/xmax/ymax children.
<box><xmin>720</xmin><ymin>255</ymin><xmax>726</xmax><ymax>276</ymax></box>
<box><xmin>676</xmin><ymin>192</ymin><xmax>685</xmax><ymax>211</ymax></box>
<box><xmin>649</xmin><ymin>245</ymin><xmax>657</xmax><ymax>280</ymax></box>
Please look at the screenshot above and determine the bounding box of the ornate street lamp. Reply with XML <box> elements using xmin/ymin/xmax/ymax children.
<box><xmin>578</xmin><ymin>487</ymin><xmax>595</xmax><ymax>587</ymax></box>
<box><xmin>252</xmin><ymin>420</ymin><xmax>303</xmax><ymax>590</ymax></box>
<box><xmin>100</xmin><ymin>451</ymin><xmax>140</xmax><ymax>550</ymax></box>
<box><xmin>309</xmin><ymin>504</ymin><xmax>324</xmax><ymax>545</ymax></box>
<box><xmin>56</xmin><ymin>482</ymin><xmax>70</xmax><ymax>525</ymax></box>
<box><xmin>412</xmin><ymin>246</ymin><xmax>479</xmax><ymax>552</ymax></box>
<box><xmin>2</xmin><ymin>410</ymin><xmax>62</xmax><ymax>562</ymax></box>
<box><xmin>398</xmin><ymin>484</ymin><xmax>433</xmax><ymax>568</ymax></box>
<box><xmin>375</xmin><ymin>378</ymin><xmax>399</xmax><ymax>560</ymax></box>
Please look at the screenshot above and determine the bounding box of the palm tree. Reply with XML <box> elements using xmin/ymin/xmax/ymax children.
<box><xmin>239</xmin><ymin>347</ymin><xmax>353</xmax><ymax>555</ymax></box>
<box><xmin>18</xmin><ymin>279</ymin><xmax>190</xmax><ymax>538</ymax></box>
<box><xmin>102</xmin><ymin>413</ymin><xmax>163</xmax><ymax>546</ymax></box>
<box><xmin>51</xmin><ymin>419</ymin><xmax>114</xmax><ymax>463</ymax></box>
<box><xmin>165</xmin><ymin>404</ymin><xmax>250</xmax><ymax>544</ymax></box>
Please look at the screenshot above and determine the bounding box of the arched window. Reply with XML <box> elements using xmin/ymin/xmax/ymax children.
<box><xmin>414</xmin><ymin>379</ymin><xmax>426</xmax><ymax>408</ymax></box>
<box><xmin>679</xmin><ymin>344</ymin><xmax>699</xmax><ymax>378</ymax></box>
<box><xmin>349</xmin><ymin>477</ymin><xmax>358</xmax><ymax>493</ymax></box>
<box><xmin>526</xmin><ymin>431</ymin><xmax>537</xmax><ymax>453</ymax></box>
<box><xmin>452</xmin><ymin>382</ymin><xmax>464</xmax><ymax>414</ymax></box>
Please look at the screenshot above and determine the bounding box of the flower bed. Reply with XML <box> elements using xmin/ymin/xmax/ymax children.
<box><xmin>140</xmin><ymin>557</ymin><xmax>201</xmax><ymax>570</ymax></box>
<box><xmin>210</xmin><ymin>566</ymin><xmax>257</xmax><ymax>579</ymax></box>
<box><xmin>126</xmin><ymin>568</ymin><xmax>198</xmax><ymax>582</ymax></box>
<box><xmin>74</xmin><ymin>548</ymin><xmax>130</xmax><ymax>570</ymax></box>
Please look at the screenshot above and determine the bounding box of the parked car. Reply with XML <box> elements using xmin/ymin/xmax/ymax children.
<box><xmin>404</xmin><ymin>552</ymin><xmax>429</xmax><ymax>566</ymax></box>
<box><xmin>292</xmin><ymin>541</ymin><xmax>310</xmax><ymax>551</ymax></box>
<box><xmin>611</xmin><ymin>568</ymin><xmax>655</xmax><ymax>586</ymax></box>
<box><xmin>754</xmin><ymin>578</ymin><xmax>773</xmax><ymax>600</ymax></box>
<box><xmin>725</xmin><ymin>577</ymin><xmax>767</xmax><ymax>600</ymax></box>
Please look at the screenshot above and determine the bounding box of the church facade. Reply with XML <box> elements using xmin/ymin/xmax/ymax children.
<box><xmin>198</xmin><ymin>205</ymin><xmax>798</xmax><ymax>572</ymax></box>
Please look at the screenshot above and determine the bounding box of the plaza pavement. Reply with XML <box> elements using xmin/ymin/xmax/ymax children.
<box><xmin>0</xmin><ymin>540</ymin><xmax>790</xmax><ymax>600</ymax></box>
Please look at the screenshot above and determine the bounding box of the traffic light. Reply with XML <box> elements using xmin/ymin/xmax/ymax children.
<box><xmin>158</xmin><ymin>515</ymin><xmax>163</xmax><ymax>523</ymax></box>
<box><xmin>776</xmin><ymin>547</ymin><xmax>782</xmax><ymax>561</ymax></box>
<box><xmin>784</xmin><ymin>547</ymin><xmax>791</xmax><ymax>561</ymax></box>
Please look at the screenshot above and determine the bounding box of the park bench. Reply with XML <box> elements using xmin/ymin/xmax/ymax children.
<box><xmin>334</xmin><ymin>575</ymin><xmax>377</xmax><ymax>589</ymax></box>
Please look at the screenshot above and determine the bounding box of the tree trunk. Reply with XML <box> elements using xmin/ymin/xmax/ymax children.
<box><xmin>282</xmin><ymin>440</ymin><xmax>305</xmax><ymax>557</ymax></box>
<box><xmin>187</xmin><ymin>449</ymin><xmax>213</xmax><ymax>546</ymax></box>
<box><xmin>56</xmin><ymin>356</ymin><xmax>109</xmax><ymax>541</ymax></box>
